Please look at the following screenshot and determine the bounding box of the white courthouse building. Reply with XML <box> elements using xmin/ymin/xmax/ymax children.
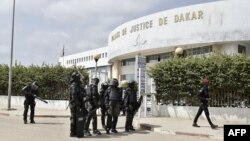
<box><xmin>59</xmin><ymin>0</ymin><xmax>250</xmax><ymax>92</ymax></box>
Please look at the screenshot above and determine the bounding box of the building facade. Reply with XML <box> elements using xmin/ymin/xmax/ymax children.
<box><xmin>58</xmin><ymin>47</ymin><xmax>111</xmax><ymax>84</ymax></box>
<box><xmin>59</xmin><ymin>0</ymin><xmax>250</xmax><ymax>90</ymax></box>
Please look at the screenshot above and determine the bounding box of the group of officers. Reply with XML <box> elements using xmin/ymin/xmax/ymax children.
<box><xmin>21</xmin><ymin>72</ymin><xmax>218</xmax><ymax>138</ymax></box>
<box><xmin>69</xmin><ymin>71</ymin><xmax>140</xmax><ymax>138</ymax></box>
<box><xmin>21</xmin><ymin>71</ymin><xmax>140</xmax><ymax>138</ymax></box>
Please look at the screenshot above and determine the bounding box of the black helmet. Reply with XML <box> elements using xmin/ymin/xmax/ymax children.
<box><xmin>101</xmin><ymin>82</ymin><xmax>109</xmax><ymax>89</ymax></box>
<box><xmin>91</xmin><ymin>78</ymin><xmax>99</xmax><ymax>85</ymax></box>
<box><xmin>31</xmin><ymin>81</ymin><xmax>39</xmax><ymax>90</ymax></box>
<box><xmin>71</xmin><ymin>72</ymin><xmax>81</xmax><ymax>82</ymax></box>
<box><xmin>110</xmin><ymin>78</ymin><xmax>119</xmax><ymax>87</ymax></box>
<box><xmin>128</xmin><ymin>80</ymin><xmax>136</xmax><ymax>89</ymax></box>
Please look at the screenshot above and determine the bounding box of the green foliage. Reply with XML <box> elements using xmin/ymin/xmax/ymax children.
<box><xmin>120</xmin><ymin>81</ymin><xmax>129</xmax><ymax>90</ymax></box>
<box><xmin>149</xmin><ymin>54</ymin><xmax>250</xmax><ymax>105</ymax></box>
<box><xmin>0</xmin><ymin>64</ymin><xmax>88</xmax><ymax>100</ymax></box>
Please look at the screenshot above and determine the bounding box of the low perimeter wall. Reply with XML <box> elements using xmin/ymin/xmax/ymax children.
<box><xmin>1</xmin><ymin>96</ymin><xmax>249</xmax><ymax>123</ymax></box>
<box><xmin>0</xmin><ymin>96</ymin><xmax>68</xmax><ymax>110</ymax></box>
<box><xmin>151</xmin><ymin>105</ymin><xmax>250</xmax><ymax>124</ymax></box>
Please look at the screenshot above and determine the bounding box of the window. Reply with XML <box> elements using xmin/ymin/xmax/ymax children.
<box><xmin>121</xmin><ymin>58</ymin><xmax>135</xmax><ymax>66</ymax></box>
<box><xmin>147</xmin><ymin>55</ymin><xmax>159</xmax><ymax>63</ymax></box>
<box><xmin>91</xmin><ymin>55</ymin><xmax>93</xmax><ymax>60</ymax></box>
<box><xmin>186</xmin><ymin>46</ymin><xmax>212</xmax><ymax>56</ymax></box>
<box><xmin>238</xmin><ymin>45</ymin><xmax>246</xmax><ymax>54</ymax></box>
<box><xmin>105</xmin><ymin>52</ymin><xmax>107</xmax><ymax>58</ymax></box>
<box><xmin>160</xmin><ymin>52</ymin><xmax>172</xmax><ymax>61</ymax></box>
<box><xmin>120</xmin><ymin>74</ymin><xmax>135</xmax><ymax>81</ymax></box>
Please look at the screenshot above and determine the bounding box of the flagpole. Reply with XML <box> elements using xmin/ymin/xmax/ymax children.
<box><xmin>62</xmin><ymin>45</ymin><xmax>65</xmax><ymax>66</ymax></box>
<box><xmin>7</xmin><ymin>0</ymin><xmax>16</xmax><ymax>110</ymax></box>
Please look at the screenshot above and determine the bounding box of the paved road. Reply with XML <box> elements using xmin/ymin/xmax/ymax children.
<box><xmin>0</xmin><ymin>114</ymin><xmax>221</xmax><ymax>141</ymax></box>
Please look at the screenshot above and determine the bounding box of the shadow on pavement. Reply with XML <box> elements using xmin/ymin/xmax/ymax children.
<box><xmin>82</xmin><ymin>129</ymin><xmax>150</xmax><ymax>139</ymax></box>
<box><xmin>34</xmin><ymin>122</ymin><xmax>64</xmax><ymax>125</ymax></box>
<box><xmin>140</xmin><ymin>123</ymin><xmax>162</xmax><ymax>130</ymax></box>
<box><xmin>197</xmin><ymin>125</ymin><xmax>222</xmax><ymax>130</ymax></box>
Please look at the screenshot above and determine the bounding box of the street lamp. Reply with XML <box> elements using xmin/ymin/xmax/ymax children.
<box><xmin>7</xmin><ymin>0</ymin><xmax>16</xmax><ymax>110</ymax></box>
<box><xmin>175</xmin><ymin>47</ymin><xmax>184</xmax><ymax>58</ymax></box>
<box><xmin>94</xmin><ymin>54</ymin><xmax>101</xmax><ymax>78</ymax></box>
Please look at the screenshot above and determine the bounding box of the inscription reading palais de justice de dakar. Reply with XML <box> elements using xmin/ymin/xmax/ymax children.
<box><xmin>111</xmin><ymin>10</ymin><xmax>204</xmax><ymax>42</ymax></box>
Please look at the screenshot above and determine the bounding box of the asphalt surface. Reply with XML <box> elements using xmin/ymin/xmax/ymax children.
<box><xmin>0</xmin><ymin>111</ymin><xmax>221</xmax><ymax>141</ymax></box>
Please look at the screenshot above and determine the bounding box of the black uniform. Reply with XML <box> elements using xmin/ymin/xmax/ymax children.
<box><xmin>105</xmin><ymin>78</ymin><xmax>122</xmax><ymax>134</ymax></box>
<box><xmin>124</xmin><ymin>80</ymin><xmax>137</xmax><ymax>132</ymax></box>
<box><xmin>84</xmin><ymin>78</ymin><xmax>101</xmax><ymax>136</ymax></box>
<box><xmin>69</xmin><ymin>72</ymin><xmax>87</xmax><ymax>138</ymax></box>
<box><xmin>22</xmin><ymin>82</ymin><xmax>39</xmax><ymax>124</ymax></box>
<box><xmin>99</xmin><ymin>82</ymin><xmax>109</xmax><ymax>129</ymax></box>
<box><xmin>193</xmin><ymin>84</ymin><xmax>218</xmax><ymax>129</ymax></box>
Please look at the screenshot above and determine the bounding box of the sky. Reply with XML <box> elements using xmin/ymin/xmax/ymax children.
<box><xmin>0</xmin><ymin>0</ymin><xmax>218</xmax><ymax>66</ymax></box>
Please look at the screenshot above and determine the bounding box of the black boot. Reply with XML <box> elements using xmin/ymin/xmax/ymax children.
<box><xmin>70</xmin><ymin>132</ymin><xmax>76</xmax><ymax>137</ymax></box>
<box><xmin>106</xmin><ymin>128</ymin><xmax>110</xmax><ymax>134</ymax></box>
<box><xmin>93</xmin><ymin>129</ymin><xmax>101</xmax><ymax>135</ymax></box>
<box><xmin>192</xmin><ymin>123</ymin><xmax>200</xmax><ymax>127</ymax></box>
<box><xmin>211</xmin><ymin>124</ymin><xmax>218</xmax><ymax>129</ymax></box>
<box><xmin>129</xmin><ymin>126</ymin><xmax>135</xmax><ymax>131</ymax></box>
<box><xmin>84</xmin><ymin>130</ymin><xmax>92</xmax><ymax>136</ymax></box>
<box><xmin>30</xmin><ymin>120</ymin><xmax>35</xmax><ymax>124</ymax></box>
<box><xmin>111</xmin><ymin>129</ymin><xmax>118</xmax><ymax>133</ymax></box>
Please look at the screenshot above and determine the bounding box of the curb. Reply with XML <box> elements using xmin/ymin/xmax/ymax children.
<box><xmin>139</xmin><ymin>123</ymin><xmax>211</xmax><ymax>138</ymax></box>
<box><xmin>0</xmin><ymin>113</ymin><xmax>10</xmax><ymax>116</ymax></box>
<box><xmin>0</xmin><ymin>111</ymin><xmax>70</xmax><ymax>118</ymax></box>
<box><xmin>35</xmin><ymin>115</ymin><xmax>70</xmax><ymax>118</ymax></box>
<box><xmin>14</xmin><ymin>114</ymin><xmax>70</xmax><ymax>118</ymax></box>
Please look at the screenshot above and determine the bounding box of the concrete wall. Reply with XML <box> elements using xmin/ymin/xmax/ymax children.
<box><xmin>2</xmin><ymin>96</ymin><xmax>250</xmax><ymax>123</ymax></box>
<box><xmin>0</xmin><ymin>96</ymin><xmax>68</xmax><ymax>110</ymax></box>
<box><xmin>152</xmin><ymin>105</ymin><xmax>250</xmax><ymax>124</ymax></box>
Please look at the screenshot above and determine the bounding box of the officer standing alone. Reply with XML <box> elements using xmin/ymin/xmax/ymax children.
<box><xmin>22</xmin><ymin>81</ymin><xmax>39</xmax><ymax>124</ymax></box>
<box><xmin>193</xmin><ymin>78</ymin><xmax>218</xmax><ymax>129</ymax></box>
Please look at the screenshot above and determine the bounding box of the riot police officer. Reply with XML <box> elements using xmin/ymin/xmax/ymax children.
<box><xmin>105</xmin><ymin>78</ymin><xmax>122</xmax><ymax>134</ymax></box>
<box><xmin>84</xmin><ymin>78</ymin><xmax>101</xmax><ymax>136</ymax></box>
<box><xmin>22</xmin><ymin>81</ymin><xmax>39</xmax><ymax>124</ymax></box>
<box><xmin>69</xmin><ymin>72</ymin><xmax>87</xmax><ymax>137</ymax></box>
<box><xmin>124</xmin><ymin>80</ymin><xmax>137</xmax><ymax>132</ymax></box>
<box><xmin>193</xmin><ymin>78</ymin><xmax>218</xmax><ymax>129</ymax></box>
<box><xmin>99</xmin><ymin>81</ymin><xmax>109</xmax><ymax>130</ymax></box>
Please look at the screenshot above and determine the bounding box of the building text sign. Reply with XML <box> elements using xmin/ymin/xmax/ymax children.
<box><xmin>111</xmin><ymin>10</ymin><xmax>204</xmax><ymax>42</ymax></box>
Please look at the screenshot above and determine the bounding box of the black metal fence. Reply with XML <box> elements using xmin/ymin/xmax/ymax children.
<box><xmin>155</xmin><ymin>91</ymin><xmax>250</xmax><ymax>108</ymax></box>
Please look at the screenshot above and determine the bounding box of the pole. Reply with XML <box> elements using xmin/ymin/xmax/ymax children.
<box><xmin>7</xmin><ymin>0</ymin><xmax>16</xmax><ymax>110</ymax></box>
<box><xmin>95</xmin><ymin>61</ymin><xmax>97</xmax><ymax>78</ymax></box>
<box><xmin>144</xmin><ymin>94</ymin><xmax>147</xmax><ymax>117</ymax></box>
<box><xmin>138</xmin><ymin>68</ymin><xmax>141</xmax><ymax>118</ymax></box>
<box><xmin>144</xmin><ymin>70</ymin><xmax>147</xmax><ymax>117</ymax></box>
